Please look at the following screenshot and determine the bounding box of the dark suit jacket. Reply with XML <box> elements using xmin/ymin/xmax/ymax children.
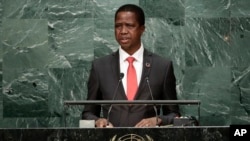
<box><xmin>82</xmin><ymin>49</ymin><xmax>180</xmax><ymax>127</ymax></box>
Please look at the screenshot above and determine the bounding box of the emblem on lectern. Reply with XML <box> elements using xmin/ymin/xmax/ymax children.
<box><xmin>110</xmin><ymin>134</ymin><xmax>154</xmax><ymax>141</ymax></box>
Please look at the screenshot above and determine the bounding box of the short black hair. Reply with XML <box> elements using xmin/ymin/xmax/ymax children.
<box><xmin>115</xmin><ymin>4</ymin><xmax>145</xmax><ymax>26</ymax></box>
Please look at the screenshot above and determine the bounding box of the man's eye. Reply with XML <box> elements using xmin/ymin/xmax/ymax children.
<box><xmin>127</xmin><ymin>25</ymin><xmax>135</xmax><ymax>28</ymax></box>
<box><xmin>115</xmin><ymin>25</ymin><xmax>121</xmax><ymax>28</ymax></box>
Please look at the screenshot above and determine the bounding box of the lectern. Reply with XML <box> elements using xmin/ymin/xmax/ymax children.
<box><xmin>0</xmin><ymin>100</ymin><xmax>230</xmax><ymax>141</ymax></box>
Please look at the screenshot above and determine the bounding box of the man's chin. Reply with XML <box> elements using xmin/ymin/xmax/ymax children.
<box><xmin>119</xmin><ymin>43</ymin><xmax>130</xmax><ymax>48</ymax></box>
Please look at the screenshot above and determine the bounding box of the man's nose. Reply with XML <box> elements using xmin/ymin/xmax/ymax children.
<box><xmin>121</xmin><ymin>26</ymin><xmax>128</xmax><ymax>34</ymax></box>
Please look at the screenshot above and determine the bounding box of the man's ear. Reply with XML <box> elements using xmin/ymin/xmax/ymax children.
<box><xmin>140</xmin><ymin>25</ymin><xmax>145</xmax><ymax>33</ymax></box>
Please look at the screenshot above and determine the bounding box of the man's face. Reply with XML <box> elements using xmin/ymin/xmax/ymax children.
<box><xmin>115</xmin><ymin>11</ymin><xmax>145</xmax><ymax>55</ymax></box>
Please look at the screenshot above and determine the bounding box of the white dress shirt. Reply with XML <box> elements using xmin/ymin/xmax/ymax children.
<box><xmin>119</xmin><ymin>44</ymin><xmax>144</xmax><ymax>95</ymax></box>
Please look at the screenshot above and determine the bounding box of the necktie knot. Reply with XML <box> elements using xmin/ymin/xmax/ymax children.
<box><xmin>127</xmin><ymin>57</ymin><xmax>135</xmax><ymax>64</ymax></box>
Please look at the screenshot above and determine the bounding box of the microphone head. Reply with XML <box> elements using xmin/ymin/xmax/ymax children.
<box><xmin>120</xmin><ymin>73</ymin><xmax>124</xmax><ymax>79</ymax></box>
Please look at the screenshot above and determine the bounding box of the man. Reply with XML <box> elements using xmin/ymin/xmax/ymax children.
<box><xmin>82</xmin><ymin>4</ymin><xmax>180</xmax><ymax>127</ymax></box>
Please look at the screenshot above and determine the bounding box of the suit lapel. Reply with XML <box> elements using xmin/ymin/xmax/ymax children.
<box><xmin>134</xmin><ymin>49</ymin><xmax>153</xmax><ymax>100</ymax></box>
<box><xmin>111</xmin><ymin>51</ymin><xmax>127</xmax><ymax>100</ymax></box>
<box><xmin>111</xmin><ymin>51</ymin><xmax>120</xmax><ymax>79</ymax></box>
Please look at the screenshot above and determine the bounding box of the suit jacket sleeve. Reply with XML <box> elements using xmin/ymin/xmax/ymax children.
<box><xmin>159</xmin><ymin>61</ymin><xmax>180</xmax><ymax>125</ymax></box>
<box><xmin>81</xmin><ymin>62</ymin><xmax>101</xmax><ymax>120</ymax></box>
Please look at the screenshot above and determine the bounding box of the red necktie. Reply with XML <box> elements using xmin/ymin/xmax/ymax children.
<box><xmin>126</xmin><ymin>57</ymin><xmax>138</xmax><ymax>100</ymax></box>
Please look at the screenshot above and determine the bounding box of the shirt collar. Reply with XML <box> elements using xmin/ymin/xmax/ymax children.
<box><xmin>119</xmin><ymin>43</ymin><xmax>144</xmax><ymax>63</ymax></box>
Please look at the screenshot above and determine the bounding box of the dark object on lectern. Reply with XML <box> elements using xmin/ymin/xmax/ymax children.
<box><xmin>173</xmin><ymin>116</ymin><xmax>199</xmax><ymax>126</ymax></box>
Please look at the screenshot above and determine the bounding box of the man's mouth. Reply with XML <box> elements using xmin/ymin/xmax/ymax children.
<box><xmin>120</xmin><ymin>38</ymin><xmax>129</xmax><ymax>44</ymax></box>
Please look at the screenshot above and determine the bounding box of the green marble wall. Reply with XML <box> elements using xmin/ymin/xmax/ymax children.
<box><xmin>0</xmin><ymin>0</ymin><xmax>249</xmax><ymax>128</ymax></box>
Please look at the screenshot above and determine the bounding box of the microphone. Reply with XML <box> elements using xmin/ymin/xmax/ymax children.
<box><xmin>106</xmin><ymin>73</ymin><xmax>124</xmax><ymax>127</ymax></box>
<box><xmin>145</xmin><ymin>77</ymin><xmax>159</xmax><ymax>127</ymax></box>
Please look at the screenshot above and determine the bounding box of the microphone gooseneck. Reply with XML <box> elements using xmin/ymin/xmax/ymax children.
<box><xmin>146</xmin><ymin>77</ymin><xmax>159</xmax><ymax>127</ymax></box>
<box><xmin>106</xmin><ymin>73</ymin><xmax>124</xmax><ymax>127</ymax></box>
